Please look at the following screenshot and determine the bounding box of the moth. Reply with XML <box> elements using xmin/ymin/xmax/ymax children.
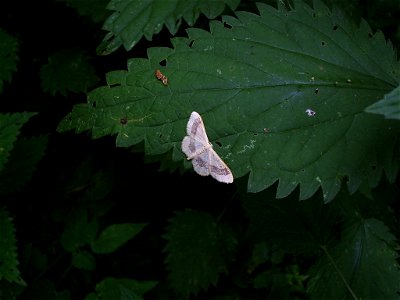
<box><xmin>181</xmin><ymin>111</ymin><xmax>233</xmax><ymax>183</ymax></box>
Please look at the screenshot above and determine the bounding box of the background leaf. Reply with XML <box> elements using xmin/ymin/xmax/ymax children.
<box><xmin>91</xmin><ymin>223</ymin><xmax>147</xmax><ymax>254</ymax></box>
<box><xmin>365</xmin><ymin>86</ymin><xmax>400</xmax><ymax>120</ymax></box>
<box><xmin>163</xmin><ymin>210</ymin><xmax>237</xmax><ymax>298</ymax></box>
<box><xmin>0</xmin><ymin>112</ymin><xmax>36</xmax><ymax>172</ymax></box>
<box><xmin>0</xmin><ymin>135</ymin><xmax>48</xmax><ymax>196</ymax></box>
<box><xmin>94</xmin><ymin>277</ymin><xmax>158</xmax><ymax>300</ymax></box>
<box><xmin>72</xmin><ymin>250</ymin><xmax>96</xmax><ymax>271</ymax></box>
<box><xmin>40</xmin><ymin>48</ymin><xmax>100</xmax><ymax>96</ymax></box>
<box><xmin>0</xmin><ymin>207</ymin><xmax>25</xmax><ymax>286</ymax></box>
<box><xmin>61</xmin><ymin>208</ymin><xmax>99</xmax><ymax>252</ymax></box>
<box><xmin>59</xmin><ymin>1</ymin><xmax>400</xmax><ymax>201</ymax></box>
<box><xmin>98</xmin><ymin>0</ymin><xmax>240</xmax><ymax>55</ymax></box>
<box><xmin>243</xmin><ymin>188</ymin><xmax>340</xmax><ymax>255</ymax></box>
<box><xmin>307</xmin><ymin>218</ymin><xmax>400</xmax><ymax>299</ymax></box>
<box><xmin>57</xmin><ymin>0</ymin><xmax>110</xmax><ymax>23</ymax></box>
<box><xmin>0</xmin><ymin>28</ymin><xmax>18</xmax><ymax>93</ymax></box>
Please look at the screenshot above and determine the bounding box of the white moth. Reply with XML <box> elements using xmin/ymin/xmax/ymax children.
<box><xmin>181</xmin><ymin>111</ymin><xmax>233</xmax><ymax>184</ymax></box>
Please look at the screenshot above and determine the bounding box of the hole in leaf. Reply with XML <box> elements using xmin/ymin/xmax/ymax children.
<box><xmin>223</xmin><ymin>22</ymin><xmax>232</xmax><ymax>29</ymax></box>
<box><xmin>314</xmin><ymin>88</ymin><xmax>319</xmax><ymax>94</ymax></box>
<box><xmin>215</xmin><ymin>141</ymin><xmax>222</xmax><ymax>147</ymax></box>
<box><xmin>159</xmin><ymin>59</ymin><xmax>166</xmax><ymax>67</ymax></box>
<box><xmin>333</xmin><ymin>25</ymin><xmax>338</xmax><ymax>31</ymax></box>
<box><xmin>321</xmin><ymin>41</ymin><xmax>326</xmax><ymax>46</ymax></box>
<box><xmin>312</xmin><ymin>12</ymin><xmax>316</xmax><ymax>18</ymax></box>
<box><xmin>188</xmin><ymin>40</ymin><xmax>194</xmax><ymax>48</ymax></box>
<box><xmin>120</xmin><ymin>117</ymin><xmax>128</xmax><ymax>125</ymax></box>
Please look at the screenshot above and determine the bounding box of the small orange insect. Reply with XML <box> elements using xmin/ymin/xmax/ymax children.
<box><xmin>155</xmin><ymin>69</ymin><xmax>168</xmax><ymax>85</ymax></box>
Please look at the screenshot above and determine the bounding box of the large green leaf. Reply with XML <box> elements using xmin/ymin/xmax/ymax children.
<box><xmin>0</xmin><ymin>28</ymin><xmax>18</xmax><ymax>93</ymax></box>
<box><xmin>0</xmin><ymin>112</ymin><xmax>37</xmax><ymax>172</ymax></box>
<box><xmin>307</xmin><ymin>218</ymin><xmax>400</xmax><ymax>299</ymax></box>
<box><xmin>163</xmin><ymin>210</ymin><xmax>237</xmax><ymax>298</ymax></box>
<box><xmin>97</xmin><ymin>0</ymin><xmax>240</xmax><ymax>55</ymax></box>
<box><xmin>58</xmin><ymin>1</ymin><xmax>400</xmax><ymax>201</ymax></box>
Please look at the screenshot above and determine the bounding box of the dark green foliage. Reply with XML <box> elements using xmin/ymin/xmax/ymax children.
<box><xmin>0</xmin><ymin>112</ymin><xmax>37</xmax><ymax>172</ymax></box>
<box><xmin>40</xmin><ymin>48</ymin><xmax>100</xmax><ymax>96</ymax></box>
<box><xmin>0</xmin><ymin>208</ymin><xmax>25</xmax><ymax>286</ymax></box>
<box><xmin>244</xmin><ymin>188</ymin><xmax>400</xmax><ymax>299</ymax></box>
<box><xmin>0</xmin><ymin>135</ymin><xmax>48</xmax><ymax>195</ymax></box>
<box><xmin>86</xmin><ymin>277</ymin><xmax>158</xmax><ymax>300</ymax></box>
<box><xmin>0</xmin><ymin>29</ymin><xmax>18</xmax><ymax>93</ymax></box>
<box><xmin>91</xmin><ymin>223</ymin><xmax>147</xmax><ymax>254</ymax></box>
<box><xmin>0</xmin><ymin>0</ymin><xmax>399</xmax><ymax>299</ymax></box>
<box><xmin>307</xmin><ymin>219</ymin><xmax>400</xmax><ymax>299</ymax></box>
<box><xmin>164</xmin><ymin>210</ymin><xmax>237</xmax><ymax>298</ymax></box>
<box><xmin>57</xmin><ymin>0</ymin><xmax>110</xmax><ymax>23</ymax></box>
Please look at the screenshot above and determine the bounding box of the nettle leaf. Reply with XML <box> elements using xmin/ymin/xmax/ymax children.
<box><xmin>97</xmin><ymin>0</ymin><xmax>240</xmax><ymax>55</ymax></box>
<box><xmin>91</xmin><ymin>223</ymin><xmax>147</xmax><ymax>254</ymax></box>
<box><xmin>307</xmin><ymin>218</ymin><xmax>400</xmax><ymax>299</ymax></box>
<box><xmin>365</xmin><ymin>86</ymin><xmax>400</xmax><ymax>120</ymax></box>
<box><xmin>0</xmin><ymin>207</ymin><xmax>25</xmax><ymax>286</ymax></box>
<box><xmin>94</xmin><ymin>277</ymin><xmax>158</xmax><ymax>300</ymax></box>
<box><xmin>0</xmin><ymin>112</ymin><xmax>37</xmax><ymax>172</ymax></box>
<box><xmin>58</xmin><ymin>1</ymin><xmax>400</xmax><ymax>201</ymax></box>
<box><xmin>0</xmin><ymin>135</ymin><xmax>48</xmax><ymax>196</ymax></box>
<box><xmin>0</xmin><ymin>28</ymin><xmax>18</xmax><ymax>93</ymax></box>
<box><xmin>164</xmin><ymin>210</ymin><xmax>237</xmax><ymax>298</ymax></box>
<box><xmin>40</xmin><ymin>48</ymin><xmax>100</xmax><ymax>96</ymax></box>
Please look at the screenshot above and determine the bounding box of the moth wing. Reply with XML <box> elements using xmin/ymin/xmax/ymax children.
<box><xmin>191</xmin><ymin>150</ymin><xmax>211</xmax><ymax>176</ymax></box>
<box><xmin>182</xmin><ymin>136</ymin><xmax>207</xmax><ymax>160</ymax></box>
<box><xmin>208</xmin><ymin>149</ymin><xmax>233</xmax><ymax>183</ymax></box>
<box><xmin>186</xmin><ymin>111</ymin><xmax>210</xmax><ymax>145</ymax></box>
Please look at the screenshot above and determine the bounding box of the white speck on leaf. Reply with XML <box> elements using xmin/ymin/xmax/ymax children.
<box><xmin>305</xmin><ymin>108</ymin><xmax>316</xmax><ymax>116</ymax></box>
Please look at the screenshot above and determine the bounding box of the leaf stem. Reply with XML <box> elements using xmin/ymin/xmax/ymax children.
<box><xmin>321</xmin><ymin>245</ymin><xmax>359</xmax><ymax>300</ymax></box>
